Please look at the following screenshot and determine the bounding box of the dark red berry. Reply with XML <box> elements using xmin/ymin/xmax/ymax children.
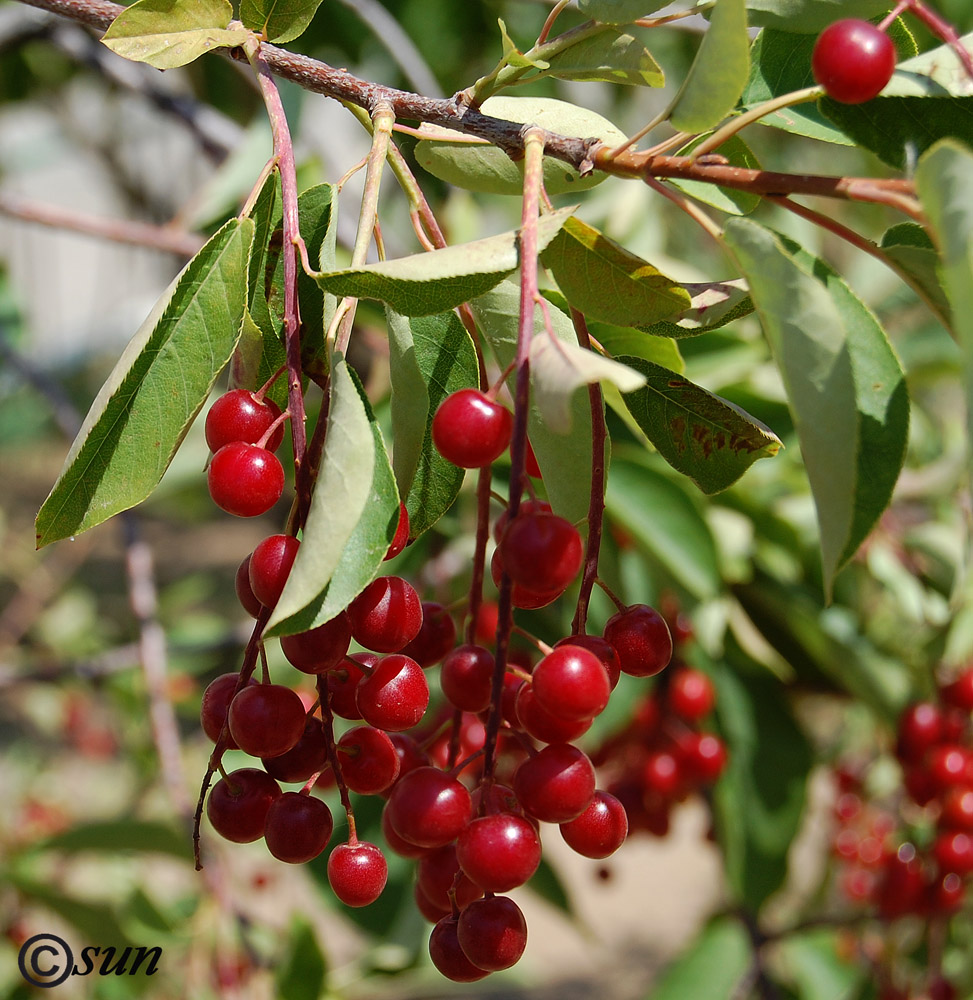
<box><xmin>227</xmin><ymin>683</ymin><xmax>307</xmax><ymax>759</ymax></box>
<box><xmin>279</xmin><ymin>613</ymin><xmax>352</xmax><ymax>674</ymax></box>
<box><xmin>415</xmin><ymin>881</ymin><xmax>450</xmax><ymax>921</ymax></box>
<box><xmin>532</xmin><ymin>645</ymin><xmax>611</xmax><ymax>721</ymax></box>
<box><xmin>941</xmin><ymin>788</ymin><xmax>973</xmax><ymax>831</ymax></box>
<box><xmin>263</xmin><ymin>792</ymin><xmax>333</xmax><ymax>863</ymax></box>
<box><xmin>429</xmin><ymin>915</ymin><xmax>490</xmax><ymax>982</ymax></box>
<box><xmin>603</xmin><ymin>604</ymin><xmax>672</xmax><ymax>677</ymax></box>
<box><xmin>441</xmin><ymin>644</ymin><xmax>495</xmax><ymax>713</ymax></box>
<box><xmin>205</xmin><ymin>389</ymin><xmax>284</xmax><ymax>453</ymax></box>
<box><xmin>513</xmin><ymin>743</ymin><xmax>596</xmax><ymax>823</ymax></box>
<box><xmin>667</xmin><ymin>668</ymin><xmax>716</xmax><ymax>721</ymax></box>
<box><xmin>515</xmin><ymin>684</ymin><xmax>592</xmax><ymax>744</ymax></box>
<box><xmin>235</xmin><ymin>555</ymin><xmax>264</xmax><ymax>618</ymax></box>
<box><xmin>432</xmin><ymin>389</ymin><xmax>512</xmax><ymax>469</ymax></box>
<box><xmin>933</xmin><ymin>830</ymin><xmax>973</xmax><ymax>874</ymax></box>
<box><xmin>499</xmin><ymin>512</ymin><xmax>584</xmax><ymax>594</ymax></box>
<box><xmin>554</xmin><ymin>634</ymin><xmax>621</xmax><ymax>690</ymax></box>
<box><xmin>337</xmin><ymin>726</ymin><xmax>401</xmax><ymax>795</ymax></box>
<box><xmin>387</xmin><ymin>732</ymin><xmax>430</xmax><ymax>787</ymax></box>
<box><xmin>248</xmin><ymin>534</ymin><xmax>300</xmax><ymax>609</ymax></box>
<box><xmin>457</xmin><ymin>812</ymin><xmax>542</xmax><ymax>892</ymax></box>
<box><xmin>679</xmin><ymin>732</ymin><xmax>728</xmax><ymax>784</ymax></box>
<box><xmin>327</xmin><ymin>841</ymin><xmax>388</xmax><ymax>907</ymax></box>
<box><xmin>355</xmin><ymin>653</ymin><xmax>429</xmax><ymax>732</ymax></box>
<box><xmin>201</xmin><ymin>672</ymin><xmax>253</xmax><ymax>747</ymax></box>
<box><xmin>941</xmin><ymin>667</ymin><xmax>973</xmax><ymax>711</ymax></box>
<box><xmin>417</xmin><ymin>844</ymin><xmax>483</xmax><ymax>911</ymax></box>
<box><xmin>400</xmin><ymin>602</ymin><xmax>456</xmax><ymax>666</ymax></box>
<box><xmin>327</xmin><ymin>656</ymin><xmax>370</xmax><ymax>719</ymax></box>
<box><xmin>208</xmin><ymin>443</ymin><xmax>284</xmax><ymax>517</ymax></box>
<box><xmin>384</xmin><ymin>502</ymin><xmax>410</xmax><ymax>560</ymax></box>
<box><xmin>348</xmin><ymin>576</ymin><xmax>423</xmax><ymax>653</ymax></box>
<box><xmin>207</xmin><ymin>768</ymin><xmax>281</xmax><ymax>843</ymax></box>
<box><xmin>559</xmin><ymin>790</ymin><xmax>629</xmax><ymax>858</ymax></box>
<box><xmin>382</xmin><ymin>802</ymin><xmax>430</xmax><ymax>859</ymax></box>
<box><xmin>873</xmin><ymin>843</ymin><xmax>925</xmax><ymax>919</ymax></box>
<box><xmin>490</xmin><ymin>548</ymin><xmax>563</xmax><ymax>610</ymax></box>
<box><xmin>385</xmin><ymin>766</ymin><xmax>472</xmax><ymax>848</ymax></box>
<box><xmin>897</xmin><ymin>701</ymin><xmax>944</xmax><ymax>762</ymax></box>
<box><xmin>643</xmin><ymin>751</ymin><xmax>683</xmax><ymax>799</ymax></box>
<box><xmin>493</xmin><ymin>498</ymin><xmax>552</xmax><ymax>544</ymax></box>
<box><xmin>261</xmin><ymin>716</ymin><xmax>329</xmax><ymax>783</ymax></box>
<box><xmin>811</xmin><ymin>19</ymin><xmax>895</xmax><ymax>104</ymax></box>
<box><xmin>927</xmin><ymin>744</ymin><xmax>972</xmax><ymax>792</ymax></box>
<box><xmin>457</xmin><ymin>895</ymin><xmax>527</xmax><ymax>972</ymax></box>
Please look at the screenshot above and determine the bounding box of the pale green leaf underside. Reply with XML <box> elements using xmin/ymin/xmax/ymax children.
<box><xmin>35</xmin><ymin>218</ymin><xmax>253</xmax><ymax>547</ymax></box>
<box><xmin>669</xmin><ymin>0</ymin><xmax>750</xmax><ymax>133</ymax></box>
<box><xmin>542</xmin><ymin>216</ymin><xmax>691</xmax><ymax>329</ymax></box>
<box><xmin>579</xmin><ymin>0</ymin><xmax>670</xmax><ymax>22</ymax></box>
<box><xmin>617</xmin><ymin>355</ymin><xmax>781</xmax><ymax>494</ymax></box>
<box><xmin>723</xmin><ymin>219</ymin><xmax>909</xmax><ymax>597</ymax></box>
<box><xmin>313</xmin><ymin>207</ymin><xmax>574</xmax><ymax>317</ymax></box>
<box><xmin>266</xmin><ymin>357</ymin><xmax>375</xmax><ymax>635</ymax></box>
<box><xmin>102</xmin><ymin>0</ymin><xmax>247</xmax><ymax>69</ymax></box>
<box><xmin>886</xmin><ymin>33</ymin><xmax>973</xmax><ymax>97</ymax></box>
<box><xmin>239</xmin><ymin>0</ymin><xmax>325</xmax><ymax>43</ymax></box>
<box><xmin>544</xmin><ymin>30</ymin><xmax>664</xmax><ymax>87</ymax></box>
<box><xmin>743</xmin><ymin>0</ymin><xmax>888</xmax><ymax>32</ymax></box>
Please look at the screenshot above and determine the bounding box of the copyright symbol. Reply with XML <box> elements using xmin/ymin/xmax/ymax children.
<box><xmin>18</xmin><ymin>933</ymin><xmax>74</xmax><ymax>988</ymax></box>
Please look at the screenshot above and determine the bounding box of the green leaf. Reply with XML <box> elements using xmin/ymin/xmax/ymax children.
<box><xmin>669</xmin><ymin>0</ymin><xmax>749</xmax><ymax>133</ymax></box>
<box><xmin>266</xmin><ymin>356</ymin><xmax>375</xmax><ymax>636</ymax></box>
<box><xmin>879</xmin><ymin>222</ymin><xmax>952</xmax><ymax>329</ymax></box>
<box><xmin>274</xmin><ymin>919</ymin><xmax>327</xmax><ymax>1000</ymax></box>
<box><xmin>387</xmin><ymin>311</ymin><xmax>479</xmax><ymax>537</ymax></box>
<box><xmin>885</xmin><ymin>31</ymin><xmax>973</xmax><ymax>97</ymax></box>
<box><xmin>530</xmin><ymin>335</ymin><xmax>645</xmax><ymax>434</ymax></box>
<box><xmin>638</xmin><ymin>279</ymin><xmax>754</xmax><ymax>339</ymax></box>
<box><xmin>647</xmin><ymin>918</ymin><xmax>751</xmax><ymax>1000</ymax></box>
<box><xmin>312</xmin><ymin>207</ymin><xmax>573</xmax><ymax>317</ymax></box>
<box><xmin>239</xmin><ymin>0</ymin><xmax>325</xmax><ymax>43</ymax></box>
<box><xmin>527</xmin><ymin>857</ymin><xmax>575</xmax><ymax>919</ymax></box>
<box><xmin>710</xmin><ymin>653</ymin><xmax>814</xmax><ymax>913</ymax></box>
<box><xmin>776</xmin><ymin>930</ymin><xmax>864</xmax><ymax>1000</ymax></box>
<box><xmin>30</xmin><ymin>820</ymin><xmax>191</xmax><ymax>859</ymax></box>
<box><xmin>618</xmin><ymin>355</ymin><xmax>781</xmax><ymax>494</ymax></box>
<box><xmin>415</xmin><ymin>96</ymin><xmax>627</xmax><ymax>196</ymax></box>
<box><xmin>544</xmin><ymin>30</ymin><xmax>664</xmax><ymax>87</ymax></box>
<box><xmin>498</xmin><ymin>17</ymin><xmax>549</xmax><ymax>70</ymax></box>
<box><xmin>604</xmin><ymin>450</ymin><xmax>721</xmax><ymax>598</ymax></box>
<box><xmin>579</xmin><ymin>0</ymin><xmax>670</xmax><ymax>22</ymax></box>
<box><xmin>295</xmin><ymin>184</ymin><xmax>338</xmax><ymax>384</ymax></box>
<box><xmin>669</xmin><ymin>135</ymin><xmax>762</xmax><ymax>215</ymax></box>
<box><xmin>723</xmin><ymin>219</ymin><xmax>909</xmax><ymax>598</ymax></box>
<box><xmin>472</xmin><ymin>280</ymin><xmax>594</xmax><ymax>526</ymax></box>
<box><xmin>916</xmin><ymin>141</ymin><xmax>973</xmax><ymax>473</ymax></box>
<box><xmin>743</xmin><ymin>0</ymin><xmax>889</xmax><ymax>32</ymax></box>
<box><xmin>102</xmin><ymin>0</ymin><xmax>248</xmax><ymax>69</ymax></box>
<box><xmin>35</xmin><ymin>218</ymin><xmax>254</xmax><ymax>548</ymax></box>
<box><xmin>542</xmin><ymin>216</ymin><xmax>691</xmax><ymax>329</ymax></box>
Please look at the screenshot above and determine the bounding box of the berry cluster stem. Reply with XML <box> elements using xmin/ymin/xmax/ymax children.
<box><xmin>316</xmin><ymin>675</ymin><xmax>358</xmax><ymax>839</ymax></box>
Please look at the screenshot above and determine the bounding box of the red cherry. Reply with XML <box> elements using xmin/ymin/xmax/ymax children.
<box><xmin>941</xmin><ymin>667</ymin><xmax>973</xmax><ymax>711</ymax></box>
<box><xmin>336</xmin><ymin>726</ymin><xmax>401</xmax><ymax>795</ymax></box>
<box><xmin>532</xmin><ymin>644</ymin><xmax>611</xmax><ymax>721</ymax></box>
<box><xmin>417</xmin><ymin>843</ymin><xmax>483</xmax><ymax>911</ymax></box>
<box><xmin>279</xmin><ymin>613</ymin><xmax>352</xmax><ymax>674</ymax></box>
<box><xmin>603</xmin><ymin>604</ymin><xmax>672</xmax><ymax>677</ymax></box>
<box><xmin>327</xmin><ymin>655</ymin><xmax>372</xmax><ymax>719</ymax></box>
<box><xmin>811</xmin><ymin>19</ymin><xmax>895</xmax><ymax>105</ymax></box>
<box><xmin>441</xmin><ymin>644</ymin><xmax>495</xmax><ymax>713</ymax></box>
<box><xmin>387</xmin><ymin>732</ymin><xmax>430</xmax><ymax>788</ymax></box>
<box><xmin>205</xmin><ymin>389</ymin><xmax>284</xmax><ymax>453</ymax></box>
<box><xmin>385</xmin><ymin>767</ymin><xmax>472</xmax><ymax>848</ymax></box>
<box><xmin>327</xmin><ymin>841</ymin><xmax>388</xmax><ymax>906</ymax></box>
<box><xmin>201</xmin><ymin>672</ymin><xmax>254</xmax><ymax>747</ymax></box>
<box><xmin>263</xmin><ymin>792</ymin><xmax>333</xmax><ymax>863</ymax></box>
<box><xmin>513</xmin><ymin>743</ymin><xmax>596</xmax><ymax>823</ymax></box>
<box><xmin>515</xmin><ymin>684</ymin><xmax>592</xmax><ymax>744</ymax></box>
<box><xmin>933</xmin><ymin>830</ymin><xmax>973</xmax><ymax>874</ymax></box>
<box><xmin>559</xmin><ymin>790</ymin><xmax>629</xmax><ymax>858</ymax></box>
<box><xmin>897</xmin><ymin>701</ymin><xmax>944</xmax><ymax>762</ymax></box>
<box><xmin>456</xmin><ymin>895</ymin><xmax>527</xmax><ymax>972</ymax></box>
<box><xmin>525</xmin><ymin>439</ymin><xmax>542</xmax><ymax>479</ymax></box>
<box><xmin>499</xmin><ymin>511</ymin><xmax>584</xmax><ymax>594</ymax></box>
<box><xmin>207</xmin><ymin>443</ymin><xmax>284</xmax><ymax>517</ymax></box>
<box><xmin>432</xmin><ymin>389</ymin><xmax>512</xmax><ymax>469</ymax></box>
<box><xmin>927</xmin><ymin>744</ymin><xmax>972</xmax><ymax>792</ymax></box>
<box><xmin>261</xmin><ymin>716</ymin><xmax>328</xmax><ymax>783</ymax></box>
<box><xmin>490</xmin><ymin>548</ymin><xmax>563</xmax><ymax>610</ymax></box>
<box><xmin>235</xmin><ymin>555</ymin><xmax>264</xmax><ymax>618</ymax></box>
<box><xmin>355</xmin><ymin>653</ymin><xmax>429</xmax><ymax>732</ymax></box>
<box><xmin>429</xmin><ymin>915</ymin><xmax>490</xmax><ymax>982</ymax></box>
<box><xmin>400</xmin><ymin>602</ymin><xmax>456</xmax><ymax>666</ymax></box>
<box><xmin>873</xmin><ymin>843</ymin><xmax>926</xmax><ymax>919</ymax></box>
<box><xmin>941</xmin><ymin>787</ymin><xmax>973</xmax><ymax>831</ymax></box>
<box><xmin>248</xmin><ymin>534</ymin><xmax>300</xmax><ymax>609</ymax></box>
<box><xmin>679</xmin><ymin>732</ymin><xmax>728</xmax><ymax>784</ymax></box>
<box><xmin>493</xmin><ymin>498</ymin><xmax>552</xmax><ymax>544</ymax></box>
<box><xmin>207</xmin><ymin>768</ymin><xmax>281</xmax><ymax>843</ymax></box>
<box><xmin>348</xmin><ymin>576</ymin><xmax>423</xmax><ymax>653</ymax></box>
<box><xmin>667</xmin><ymin>668</ymin><xmax>716</xmax><ymax>721</ymax></box>
<box><xmin>643</xmin><ymin>751</ymin><xmax>683</xmax><ymax>799</ymax></box>
<box><xmin>456</xmin><ymin>812</ymin><xmax>542</xmax><ymax>892</ymax></box>
<box><xmin>554</xmin><ymin>634</ymin><xmax>621</xmax><ymax>690</ymax></box>
<box><xmin>227</xmin><ymin>684</ymin><xmax>307</xmax><ymax>759</ymax></box>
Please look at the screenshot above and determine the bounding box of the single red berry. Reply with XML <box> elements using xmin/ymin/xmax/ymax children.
<box><xmin>941</xmin><ymin>787</ymin><xmax>973</xmax><ymax>831</ymax></box>
<box><xmin>263</xmin><ymin>792</ymin><xmax>333</xmax><ymax>863</ymax></box>
<box><xmin>499</xmin><ymin>512</ymin><xmax>584</xmax><ymax>594</ymax></box>
<box><xmin>474</xmin><ymin>601</ymin><xmax>500</xmax><ymax>644</ymax></box>
<box><xmin>387</xmin><ymin>732</ymin><xmax>430</xmax><ymax>787</ymax></box>
<box><xmin>201</xmin><ymin>672</ymin><xmax>253</xmax><ymax>748</ymax></box>
<box><xmin>667</xmin><ymin>668</ymin><xmax>716</xmax><ymax>721</ymax></box>
<box><xmin>941</xmin><ymin>667</ymin><xmax>973</xmax><ymax>711</ymax></box>
<box><xmin>261</xmin><ymin>716</ymin><xmax>329</xmax><ymax>783</ymax></box>
<box><xmin>235</xmin><ymin>555</ymin><xmax>264</xmax><ymax>618</ymax></box>
<box><xmin>642</xmin><ymin>751</ymin><xmax>683</xmax><ymax>799</ymax></box>
<box><xmin>382</xmin><ymin>802</ymin><xmax>430</xmax><ymax>859</ymax></box>
<box><xmin>897</xmin><ymin>701</ymin><xmax>945</xmax><ymax>762</ymax></box>
<box><xmin>554</xmin><ymin>634</ymin><xmax>621</xmax><ymax>690</ymax></box>
<box><xmin>490</xmin><ymin>548</ymin><xmax>563</xmax><ymax>610</ymax></box>
<box><xmin>384</xmin><ymin>502</ymin><xmax>410</xmax><ymax>560</ymax></box>
<box><xmin>327</xmin><ymin>655</ymin><xmax>372</xmax><ymax>720</ymax></box>
<box><xmin>493</xmin><ymin>498</ymin><xmax>552</xmax><ymax>544</ymax></box>
<box><xmin>456</xmin><ymin>812</ymin><xmax>542</xmax><ymax>892</ymax></box>
<box><xmin>603</xmin><ymin>604</ymin><xmax>673</xmax><ymax>677</ymax></box>
<box><xmin>385</xmin><ymin>766</ymin><xmax>472</xmax><ymax>848</ymax></box>
<box><xmin>227</xmin><ymin>683</ymin><xmax>307</xmax><ymax>759</ymax></box>
<box><xmin>348</xmin><ymin>576</ymin><xmax>423</xmax><ymax>653</ymax></box>
<box><xmin>207</xmin><ymin>442</ymin><xmax>284</xmax><ymax>517</ymax></box>
<box><xmin>428</xmin><ymin>915</ymin><xmax>490</xmax><ymax>982</ymax></box>
<box><xmin>337</xmin><ymin>726</ymin><xmax>401</xmax><ymax>795</ymax></box>
<box><xmin>248</xmin><ymin>534</ymin><xmax>300</xmax><ymax>609</ymax></box>
<box><xmin>355</xmin><ymin>653</ymin><xmax>429</xmax><ymax>732</ymax></box>
<box><xmin>400</xmin><ymin>602</ymin><xmax>456</xmax><ymax>666</ymax></box>
<box><xmin>559</xmin><ymin>790</ymin><xmax>629</xmax><ymax>858</ymax></box>
<box><xmin>416</xmin><ymin>843</ymin><xmax>483</xmax><ymax>911</ymax></box>
<box><xmin>207</xmin><ymin>768</ymin><xmax>281</xmax><ymax>843</ymax></box>
<box><xmin>441</xmin><ymin>644</ymin><xmax>495</xmax><ymax>714</ymax></box>
<box><xmin>432</xmin><ymin>389</ymin><xmax>513</xmax><ymax>469</ymax></box>
<box><xmin>327</xmin><ymin>841</ymin><xmax>388</xmax><ymax>907</ymax></box>
<box><xmin>927</xmin><ymin>744</ymin><xmax>972</xmax><ymax>792</ymax></box>
<box><xmin>515</xmin><ymin>684</ymin><xmax>592</xmax><ymax>744</ymax></box>
<box><xmin>205</xmin><ymin>389</ymin><xmax>284</xmax><ymax>453</ymax></box>
<box><xmin>513</xmin><ymin>743</ymin><xmax>596</xmax><ymax>823</ymax></box>
<box><xmin>933</xmin><ymin>830</ymin><xmax>973</xmax><ymax>874</ymax></box>
<box><xmin>811</xmin><ymin>19</ymin><xmax>896</xmax><ymax>104</ymax></box>
<box><xmin>679</xmin><ymin>732</ymin><xmax>728</xmax><ymax>784</ymax></box>
<box><xmin>456</xmin><ymin>895</ymin><xmax>527</xmax><ymax>972</ymax></box>
<box><xmin>873</xmin><ymin>842</ymin><xmax>925</xmax><ymax>919</ymax></box>
<box><xmin>279</xmin><ymin>613</ymin><xmax>352</xmax><ymax>674</ymax></box>
<box><xmin>531</xmin><ymin>644</ymin><xmax>611</xmax><ymax>722</ymax></box>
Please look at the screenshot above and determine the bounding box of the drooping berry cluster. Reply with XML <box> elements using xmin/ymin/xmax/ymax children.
<box><xmin>828</xmin><ymin>666</ymin><xmax>973</xmax><ymax>1000</ymax></box>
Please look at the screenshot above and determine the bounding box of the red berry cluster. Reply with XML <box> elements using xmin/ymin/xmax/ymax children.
<box><xmin>199</xmin><ymin>385</ymin><xmax>680</xmax><ymax>979</ymax></box>
<box><xmin>828</xmin><ymin>668</ymin><xmax>973</xmax><ymax>1000</ymax></box>
<box><xmin>588</xmin><ymin>616</ymin><xmax>727</xmax><ymax>838</ymax></box>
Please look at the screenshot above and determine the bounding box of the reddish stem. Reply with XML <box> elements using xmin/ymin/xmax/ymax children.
<box><xmin>316</xmin><ymin>674</ymin><xmax>357</xmax><ymax>841</ymax></box>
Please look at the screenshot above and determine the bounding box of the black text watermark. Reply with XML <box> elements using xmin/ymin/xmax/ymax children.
<box><xmin>18</xmin><ymin>934</ymin><xmax>162</xmax><ymax>988</ymax></box>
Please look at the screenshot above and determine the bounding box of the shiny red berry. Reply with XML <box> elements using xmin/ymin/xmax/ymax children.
<box><xmin>603</xmin><ymin>604</ymin><xmax>672</xmax><ymax>677</ymax></box>
<box><xmin>207</xmin><ymin>767</ymin><xmax>281</xmax><ymax>843</ymax></box>
<box><xmin>432</xmin><ymin>389</ymin><xmax>512</xmax><ymax>468</ymax></box>
<box><xmin>327</xmin><ymin>841</ymin><xmax>388</xmax><ymax>906</ymax></box>
<box><xmin>348</xmin><ymin>576</ymin><xmax>423</xmax><ymax>653</ymax></box>
<box><xmin>429</xmin><ymin>915</ymin><xmax>490</xmax><ymax>982</ymax></box>
<box><xmin>263</xmin><ymin>792</ymin><xmax>333</xmax><ymax>863</ymax></box>
<box><xmin>456</xmin><ymin>812</ymin><xmax>542</xmax><ymax>892</ymax></box>
<box><xmin>279</xmin><ymin>613</ymin><xmax>352</xmax><ymax>674</ymax></box>
<box><xmin>384</xmin><ymin>502</ymin><xmax>410</xmax><ymax>560</ymax></box>
<box><xmin>355</xmin><ymin>653</ymin><xmax>429</xmax><ymax>732</ymax></box>
<box><xmin>248</xmin><ymin>534</ymin><xmax>300</xmax><ymax>608</ymax></box>
<box><xmin>559</xmin><ymin>790</ymin><xmax>629</xmax><ymax>859</ymax></box>
<box><xmin>385</xmin><ymin>766</ymin><xmax>472</xmax><ymax>848</ymax></box>
<box><xmin>513</xmin><ymin>743</ymin><xmax>596</xmax><ymax>823</ymax></box>
<box><xmin>227</xmin><ymin>683</ymin><xmax>307</xmax><ymax>759</ymax></box>
<box><xmin>205</xmin><ymin>389</ymin><xmax>284</xmax><ymax>453</ymax></box>
<box><xmin>811</xmin><ymin>19</ymin><xmax>895</xmax><ymax>104</ymax></box>
<box><xmin>207</xmin><ymin>442</ymin><xmax>284</xmax><ymax>517</ymax></box>
<box><xmin>531</xmin><ymin>645</ymin><xmax>611</xmax><ymax>721</ymax></box>
<box><xmin>499</xmin><ymin>511</ymin><xmax>584</xmax><ymax>594</ymax></box>
<box><xmin>456</xmin><ymin>896</ymin><xmax>527</xmax><ymax>972</ymax></box>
